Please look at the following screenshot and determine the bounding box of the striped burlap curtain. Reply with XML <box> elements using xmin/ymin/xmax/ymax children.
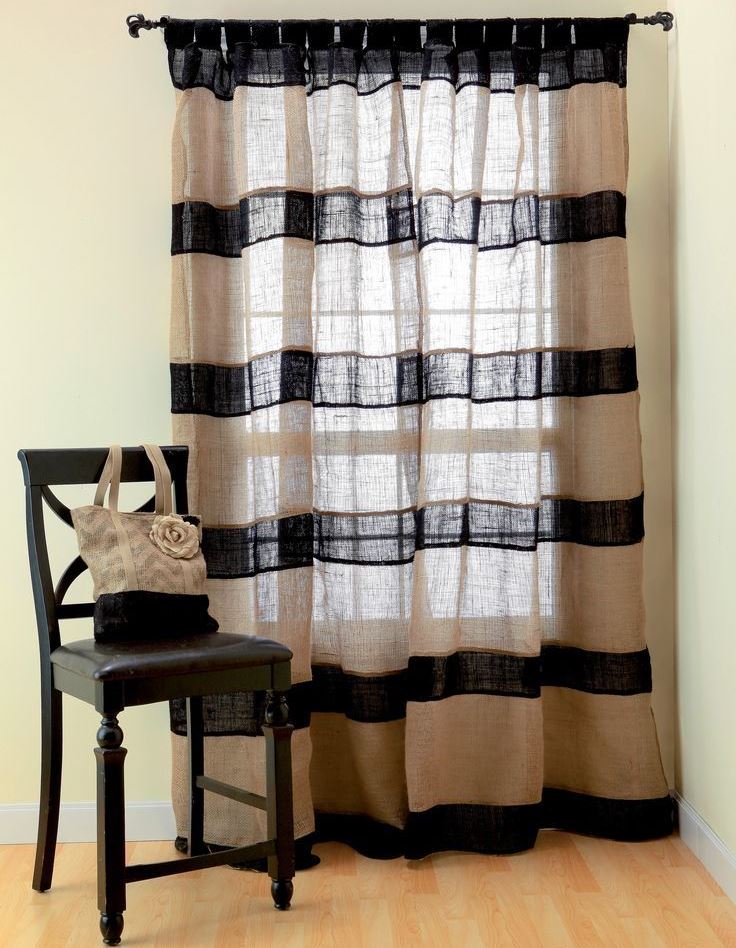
<box><xmin>165</xmin><ymin>17</ymin><xmax>673</xmax><ymax>858</ymax></box>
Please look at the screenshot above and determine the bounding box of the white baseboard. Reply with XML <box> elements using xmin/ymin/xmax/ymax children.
<box><xmin>0</xmin><ymin>802</ymin><xmax>176</xmax><ymax>845</ymax></box>
<box><xmin>675</xmin><ymin>792</ymin><xmax>736</xmax><ymax>903</ymax></box>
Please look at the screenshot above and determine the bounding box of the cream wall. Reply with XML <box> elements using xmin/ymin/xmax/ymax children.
<box><xmin>669</xmin><ymin>0</ymin><xmax>736</xmax><ymax>854</ymax></box>
<box><xmin>0</xmin><ymin>2</ymin><xmax>674</xmax><ymax>814</ymax></box>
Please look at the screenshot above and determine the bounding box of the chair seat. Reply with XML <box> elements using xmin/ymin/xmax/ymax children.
<box><xmin>50</xmin><ymin>633</ymin><xmax>292</xmax><ymax>682</ymax></box>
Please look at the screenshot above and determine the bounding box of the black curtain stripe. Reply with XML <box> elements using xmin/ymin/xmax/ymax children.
<box><xmin>314</xmin><ymin>789</ymin><xmax>673</xmax><ymax>859</ymax></box>
<box><xmin>540</xmin><ymin>788</ymin><xmax>675</xmax><ymax>843</ymax></box>
<box><xmin>200</xmin><ymin>496</ymin><xmax>644</xmax><ymax>579</ymax></box>
<box><xmin>541</xmin><ymin>643</ymin><xmax>652</xmax><ymax>695</ymax></box>
<box><xmin>165</xmin><ymin>18</ymin><xmax>628</xmax><ymax>98</ymax></box>
<box><xmin>169</xmin><ymin>645</ymin><xmax>652</xmax><ymax>735</ymax></box>
<box><xmin>171</xmin><ymin>190</ymin><xmax>626</xmax><ymax>257</ymax></box>
<box><xmin>171</xmin><ymin>347</ymin><xmax>638</xmax><ymax>418</ymax></box>
<box><xmin>405</xmin><ymin>791</ymin><xmax>674</xmax><ymax>858</ymax></box>
<box><xmin>308</xmin><ymin>647</ymin><xmax>652</xmax><ymax>722</ymax></box>
<box><xmin>405</xmin><ymin>802</ymin><xmax>542</xmax><ymax>856</ymax></box>
<box><xmin>410</xmin><ymin>645</ymin><xmax>652</xmax><ymax>703</ymax></box>
<box><xmin>169</xmin><ymin>680</ymin><xmax>313</xmax><ymax>738</ymax></box>
<box><xmin>314</xmin><ymin>812</ymin><xmax>407</xmax><ymax>859</ymax></box>
<box><xmin>309</xmin><ymin>665</ymin><xmax>409</xmax><ymax>721</ymax></box>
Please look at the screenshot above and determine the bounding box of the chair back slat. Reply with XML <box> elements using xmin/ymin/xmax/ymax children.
<box><xmin>134</xmin><ymin>495</ymin><xmax>157</xmax><ymax>514</ymax></box>
<box><xmin>18</xmin><ymin>447</ymin><xmax>190</xmax><ymax>660</ymax></box>
<box><xmin>54</xmin><ymin>555</ymin><xmax>88</xmax><ymax>607</ymax></box>
<box><xmin>19</xmin><ymin>446</ymin><xmax>189</xmax><ymax>488</ymax></box>
<box><xmin>40</xmin><ymin>486</ymin><xmax>74</xmax><ymax>526</ymax></box>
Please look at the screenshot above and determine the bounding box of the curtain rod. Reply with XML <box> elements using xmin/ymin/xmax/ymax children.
<box><xmin>126</xmin><ymin>12</ymin><xmax>674</xmax><ymax>38</ymax></box>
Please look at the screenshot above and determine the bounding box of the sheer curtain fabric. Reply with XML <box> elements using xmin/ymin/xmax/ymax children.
<box><xmin>164</xmin><ymin>17</ymin><xmax>673</xmax><ymax>858</ymax></box>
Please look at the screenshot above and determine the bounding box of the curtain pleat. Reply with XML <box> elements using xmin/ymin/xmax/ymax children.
<box><xmin>166</xmin><ymin>17</ymin><xmax>673</xmax><ymax>858</ymax></box>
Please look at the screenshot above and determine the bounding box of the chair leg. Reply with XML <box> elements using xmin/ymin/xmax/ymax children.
<box><xmin>33</xmin><ymin>684</ymin><xmax>62</xmax><ymax>892</ymax></box>
<box><xmin>95</xmin><ymin>714</ymin><xmax>127</xmax><ymax>946</ymax></box>
<box><xmin>264</xmin><ymin>690</ymin><xmax>295</xmax><ymax>910</ymax></box>
<box><xmin>187</xmin><ymin>696</ymin><xmax>205</xmax><ymax>856</ymax></box>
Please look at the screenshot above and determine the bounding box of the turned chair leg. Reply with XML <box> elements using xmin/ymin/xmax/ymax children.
<box><xmin>95</xmin><ymin>714</ymin><xmax>127</xmax><ymax>946</ymax></box>
<box><xmin>33</xmin><ymin>684</ymin><xmax>62</xmax><ymax>892</ymax></box>
<box><xmin>187</xmin><ymin>696</ymin><xmax>205</xmax><ymax>856</ymax></box>
<box><xmin>263</xmin><ymin>690</ymin><xmax>295</xmax><ymax>910</ymax></box>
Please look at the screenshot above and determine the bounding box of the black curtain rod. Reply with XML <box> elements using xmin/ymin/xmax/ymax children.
<box><xmin>126</xmin><ymin>12</ymin><xmax>674</xmax><ymax>38</ymax></box>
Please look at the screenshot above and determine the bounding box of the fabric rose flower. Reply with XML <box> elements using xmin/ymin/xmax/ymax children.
<box><xmin>149</xmin><ymin>514</ymin><xmax>199</xmax><ymax>559</ymax></box>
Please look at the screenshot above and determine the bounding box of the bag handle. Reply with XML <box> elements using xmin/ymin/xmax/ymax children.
<box><xmin>93</xmin><ymin>445</ymin><xmax>174</xmax><ymax>515</ymax></box>
<box><xmin>93</xmin><ymin>445</ymin><xmax>122</xmax><ymax>511</ymax></box>
<box><xmin>142</xmin><ymin>443</ymin><xmax>174</xmax><ymax>515</ymax></box>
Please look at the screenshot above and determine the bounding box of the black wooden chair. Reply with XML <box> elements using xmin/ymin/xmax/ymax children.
<box><xmin>18</xmin><ymin>446</ymin><xmax>295</xmax><ymax>946</ymax></box>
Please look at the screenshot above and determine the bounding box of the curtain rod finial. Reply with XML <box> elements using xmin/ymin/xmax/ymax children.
<box><xmin>624</xmin><ymin>11</ymin><xmax>674</xmax><ymax>31</ymax></box>
<box><xmin>126</xmin><ymin>13</ymin><xmax>169</xmax><ymax>38</ymax></box>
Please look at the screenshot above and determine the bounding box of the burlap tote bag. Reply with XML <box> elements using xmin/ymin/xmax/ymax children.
<box><xmin>71</xmin><ymin>443</ymin><xmax>218</xmax><ymax>642</ymax></box>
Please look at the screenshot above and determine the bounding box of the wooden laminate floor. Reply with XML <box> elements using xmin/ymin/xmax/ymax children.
<box><xmin>0</xmin><ymin>833</ymin><xmax>734</xmax><ymax>947</ymax></box>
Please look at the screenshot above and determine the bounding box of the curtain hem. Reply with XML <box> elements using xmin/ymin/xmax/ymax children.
<box><xmin>313</xmin><ymin>790</ymin><xmax>674</xmax><ymax>860</ymax></box>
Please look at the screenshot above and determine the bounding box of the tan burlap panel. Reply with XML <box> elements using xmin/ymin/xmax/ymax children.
<box><xmin>410</xmin><ymin>614</ymin><xmax>541</xmax><ymax>661</ymax></box>
<box><xmin>170</xmin><ymin>255</ymin><xmax>244</xmax><ymax>366</ymax></box>
<box><xmin>171</xmin><ymin>243</ymin><xmax>315</xmax><ymax>366</ymax></box>
<box><xmin>172</xmin><ymin>89</ymin><xmax>238</xmax><ymax>205</ymax></box>
<box><xmin>173</xmin><ymin>407</ymin><xmax>313</xmax><ymax>527</ymax></box>
<box><xmin>173</xmin><ymin>84</ymin><xmax>626</xmax><ymax>205</ymax></box>
<box><xmin>311</xmin><ymin>619</ymin><xmax>410</xmax><ymax>675</ymax></box>
<box><xmin>247</xmin><ymin>239</ymin><xmax>315</xmax><ymax>354</ymax></box>
<box><xmin>538</xmin><ymin>542</ymin><xmax>646</xmax><ymax>653</ymax></box>
<box><xmin>421</xmin><ymin>239</ymin><xmax>632</xmax><ymax>355</ymax></box>
<box><xmin>410</xmin><ymin>542</ymin><xmax>645</xmax><ymax>658</ymax></box>
<box><xmin>170</xmin><ymin>240</ymin><xmax>631</xmax><ymax>370</ymax></box>
<box><xmin>406</xmin><ymin>694</ymin><xmax>543</xmax><ymax>811</ymax></box>
<box><xmin>173</xmin><ymin>86</ymin><xmax>312</xmax><ymax>203</ymax></box>
<box><xmin>177</xmin><ymin>257</ymin><xmax>313</xmax><ymax>367</ymax></box>
<box><xmin>412</xmin><ymin>83</ymin><xmax>626</xmax><ymax>198</ymax></box>
<box><xmin>313</xmin><ymin>400</ymin><xmax>639</xmax><ymax>512</ymax></box>
<box><xmin>287</xmin><ymin>82</ymin><xmax>411</xmax><ymax>195</ymax></box>
<box><xmin>545</xmin><ymin>83</ymin><xmax>628</xmax><ymax>196</ymax></box>
<box><xmin>174</xmin><ymin>392</ymin><xmax>640</xmax><ymax>523</ymax></box>
<box><xmin>176</xmin><ymin>393</ymin><xmax>640</xmax><ymax>530</ymax></box>
<box><xmin>230</xmin><ymin>85</ymin><xmax>313</xmax><ymax>194</ymax></box>
<box><xmin>312</xmin><ymin>242</ymin><xmax>421</xmax><ymax>357</ymax></box>
<box><xmin>410</xmin><ymin>546</ymin><xmax>540</xmax><ymax>658</ymax></box>
<box><xmin>544</xmin><ymin>239</ymin><xmax>633</xmax><ymax>351</ymax></box>
<box><xmin>540</xmin><ymin>392</ymin><xmax>642</xmax><ymax>500</ymax></box>
<box><xmin>313</xmin><ymin>407</ymin><xmax>420</xmax><ymax>460</ymax></box>
<box><xmin>543</xmin><ymin>688</ymin><xmax>668</xmax><ymax>800</ymax></box>
<box><xmin>467</xmin><ymin>83</ymin><xmax>626</xmax><ymax>199</ymax></box>
<box><xmin>311</xmin><ymin>561</ymin><xmax>412</xmax><ymax>675</ymax></box>
<box><xmin>414</xmin><ymin>80</ymin><xmax>489</xmax><ymax>197</ymax></box>
<box><xmin>419</xmin><ymin>392</ymin><xmax>641</xmax><ymax>505</ymax></box>
<box><xmin>172</xmin><ymin>728</ymin><xmax>314</xmax><ymax>847</ymax></box>
<box><xmin>206</xmin><ymin>572</ymin><xmax>313</xmax><ymax>684</ymax></box>
<box><xmin>309</xmin><ymin>713</ymin><xmax>409</xmax><ymax>828</ymax></box>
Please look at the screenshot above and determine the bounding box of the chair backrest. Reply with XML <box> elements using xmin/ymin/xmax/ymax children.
<box><xmin>18</xmin><ymin>446</ymin><xmax>190</xmax><ymax>664</ymax></box>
